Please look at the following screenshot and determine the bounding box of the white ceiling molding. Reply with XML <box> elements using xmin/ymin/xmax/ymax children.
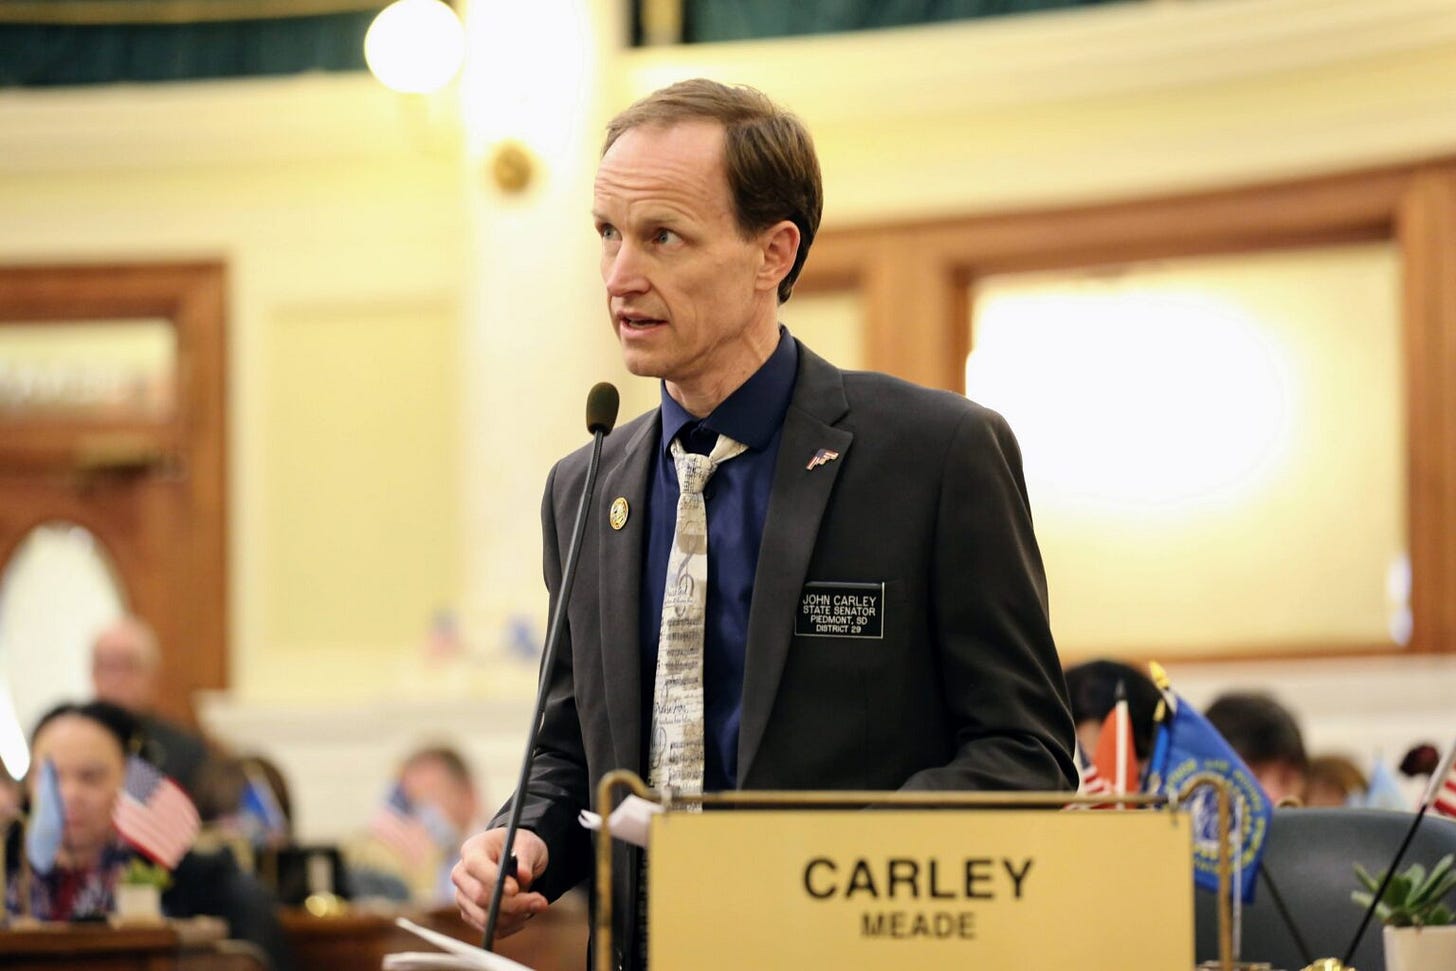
<box><xmin>1</xmin><ymin>0</ymin><xmax>1453</xmax><ymax>183</ymax></box>
<box><xmin>0</xmin><ymin>72</ymin><xmax>461</xmax><ymax>175</ymax></box>
<box><xmin>624</xmin><ymin>0</ymin><xmax>1456</xmax><ymax>120</ymax></box>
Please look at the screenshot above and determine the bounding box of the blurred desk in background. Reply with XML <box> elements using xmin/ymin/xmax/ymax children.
<box><xmin>279</xmin><ymin>895</ymin><xmax>588</xmax><ymax>971</ymax></box>
<box><xmin>0</xmin><ymin>918</ymin><xmax>243</xmax><ymax>971</ymax></box>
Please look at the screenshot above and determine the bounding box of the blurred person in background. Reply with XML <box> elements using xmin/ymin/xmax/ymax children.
<box><xmin>7</xmin><ymin>702</ymin><xmax>134</xmax><ymax>920</ymax></box>
<box><xmin>1303</xmin><ymin>753</ymin><xmax>1367</xmax><ymax>807</ymax></box>
<box><xmin>348</xmin><ymin>745</ymin><xmax>481</xmax><ymax>906</ymax></box>
<box><xmin>4</xmin><ymin>700</ymin><xmax>295</xmax><ymax>970</ymax></box>
<box><xmin>1205</xmin><ymin>691</ymin><xmax>1309</xmax><ymax>805</ymax></box>
<box><xmin>90</xmin><ymin>616</ymin><xmax>212</xmax><ymax>800</ymax></box>
<box><xmin>1062</xmin><ymin>658</ymin><xmax>1162</xmax><ymax>764</ymax></box>
<box><xmin>1401</xmin><ymin>741</ymin><xmax>1441</xmax><ymax>780</ymax></box>
<box><xmin>191</xmin><ymin>753</ymin><xmax>293</xmax><ymax>868</ymax></box>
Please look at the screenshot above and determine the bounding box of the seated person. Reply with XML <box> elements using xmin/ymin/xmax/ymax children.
<box><xmin>1204</xmin><ymin>691</ymin><xmax>1309</xmax><ymax>805</ymax></box>
<box><xmin>1063</xmin><ymin>659</ymin><xmax>1162</xmax><ymax>765</ymax></box>
<box><xmin>346</xmin><ymin>745</ymin><xmax>481</xmax><ymax>906</ymax></box>
<box><xmin>91</xmin><ymin>616</ymin><xmax>213</xmax><ymax>801</ymax></box>
<box><xmin>5</xmin><ymin>701</ymin><xmax>295</xmax><ymax>971</ymax></box>
<box><xmin>1304</xmin><ymin>753</ymin><xmax>1368</xmax><ymax>807</ymax></box>
<box><xmin>193</xmin><ymin>754</ymin><xmax>293</xmax><ymax>859</ymax></box>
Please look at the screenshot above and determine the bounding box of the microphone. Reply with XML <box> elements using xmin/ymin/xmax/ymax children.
<box><xmin>586</xmin><ymin>381</ymin><xmax>619</xmax><ymax>435</ymax></box>
<box><xmin>483</xmin><ymin>382</ymin><xmax>620</xmax><ymax>951</ymax></box>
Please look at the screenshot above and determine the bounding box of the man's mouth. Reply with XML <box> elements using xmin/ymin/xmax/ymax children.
<box><xmin>618</xmin><ymin>312</ymin><xmax>665</xmax><ymax>330</ymax></box>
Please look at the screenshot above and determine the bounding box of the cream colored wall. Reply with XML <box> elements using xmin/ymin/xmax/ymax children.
<box><xmin>970</xmin><ymin>244</ymin><xmax>1406</xmax><ymax>658</ymax></box>
<box><xmin>0</xmin><ymin>76</ymin><xmax>469</xmax><ymax>703</ymax></box>
<box><xmin>4</xmin><ymin>0</ymin><xmax>1456</xmax><ymax>720</ymax></box>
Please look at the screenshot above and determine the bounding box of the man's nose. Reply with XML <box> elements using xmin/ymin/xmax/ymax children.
<box><xmin>603</xmin><ymin>243</ymin><xmax>648</xmax><ymax>297</ymax></box>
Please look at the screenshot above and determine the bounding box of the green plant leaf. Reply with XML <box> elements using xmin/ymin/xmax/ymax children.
<box><xmin>1408</xmin><ymin>857</ymin><xmax>1447</xmax><ymax>904</ymax></box>
<box><xmin>1424</xmin><ymin>854</ymin><xmax>1454</xmax><ymax>892</ymax></box>
<box><xmin>1351</xmin><ymin>856</ymin><xmax>1456</xmax><ymax>926</ymax></box>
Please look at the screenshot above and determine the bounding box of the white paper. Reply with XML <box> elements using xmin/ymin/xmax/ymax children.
<box><xmin>384</xmin><ymin>955</ymin><xmax>489</xmax><ymax>970</ymax></box>
<box><xmin>383</xmin><ymin>917</ymin><xmax>536</xmax><ymax>971</ymax></box>
<box><xmin>576</xmin><ymin>794</ymin><xmax>663</xmax><ymax>849</ymax></box>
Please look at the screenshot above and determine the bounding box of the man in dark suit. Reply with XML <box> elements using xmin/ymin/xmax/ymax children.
<box><xmin>91</xmin><ymin>616</ymin><xmax>212</xmax><ymax>800</ymax></box>
<box><xmin>454</xmin><ymin>78</ymin><xmax>1077</xmax><ymax>969</ymax></box>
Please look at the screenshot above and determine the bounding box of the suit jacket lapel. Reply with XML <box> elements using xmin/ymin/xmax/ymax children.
<box><xmin>737</xmin><ymin>345</ymin><xmax>852</xmax><ymax>783</ymax></box>
<box><xmin>597</xmin><ymin>413</ymin><xmax>657</xmax><ymax>774</ymax></box>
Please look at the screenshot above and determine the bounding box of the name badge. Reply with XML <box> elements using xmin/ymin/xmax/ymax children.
<box><xmin>796</xmin><ymin>581</ymin><xmax>884</xmax><ymax>639</ymax></box>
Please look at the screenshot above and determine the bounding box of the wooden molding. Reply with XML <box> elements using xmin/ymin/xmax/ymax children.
<box><xmin>1397</xmin><ymin>166</ymin><xmax>1456</xmax><ymax>655</ymax></box>
<box><xmin>0</xmin><ymin>261</ymin><xmax>228</xmax><ymax>725</ymax></box>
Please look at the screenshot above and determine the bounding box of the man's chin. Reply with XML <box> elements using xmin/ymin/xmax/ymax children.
<box><xmin>619</xmin><ymin>351</ymin><xmax>668</xmax><ymax>380</ymax></box>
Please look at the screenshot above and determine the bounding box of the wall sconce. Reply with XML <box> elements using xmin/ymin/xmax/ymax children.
<box><xmin>364</xmin><ymin>0</ymin><xmax>466</xmax><ymax>95</ymax></box>
<box><xmin>488</xmin><ymin>140</ymin><xmax>536</xmax><ymax>194</ymax></box>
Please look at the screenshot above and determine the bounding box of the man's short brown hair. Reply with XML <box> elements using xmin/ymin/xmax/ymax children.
<box><xmin>604</xmin><ymin>78</ymin><xmax>823</xmax><ymax>304</ymax></box>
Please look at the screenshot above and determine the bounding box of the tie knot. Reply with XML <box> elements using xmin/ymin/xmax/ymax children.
<box><xmin>670</xmin><ymin>434</ymin><xmax>746</xmax><ymax>495</ymax></box>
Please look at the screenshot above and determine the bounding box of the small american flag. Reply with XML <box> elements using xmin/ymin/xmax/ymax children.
<box><xmin>369</xmin><ymin>784</ymin><xmax>435</xmax><ymax>867</ymax></box>
<box><xmin>114</xmin><ymin>756</ymin><xmax>200</xmax><ymax>869</ymax></box>
<box><xmin>1079</xmin><ymin>758</ymin><xmax>1112</xmax><ymax>797</ymax></box>
<box><xmin>1429</xmin><ymin>742</ymin><xmax>1456</xmax><ymax>818</ymax></box>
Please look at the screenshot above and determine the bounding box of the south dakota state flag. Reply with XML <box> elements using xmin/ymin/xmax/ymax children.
<box><xmin>1145</xmin><ymin>692</ymin><xmax>1271</xmax><ymax>901</ymax></box>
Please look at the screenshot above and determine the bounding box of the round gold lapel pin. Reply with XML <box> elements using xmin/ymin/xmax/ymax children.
<box><xmin>609</xmin><ymin>497</ymin><xmax>629</xmax><ymax>530</ymax></box>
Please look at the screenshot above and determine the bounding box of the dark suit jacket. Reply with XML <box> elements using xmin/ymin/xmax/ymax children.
<box><xmin>497</xmin><ymin>340</ymin><xmax>1078</xmax><ymax>969</ymax></box>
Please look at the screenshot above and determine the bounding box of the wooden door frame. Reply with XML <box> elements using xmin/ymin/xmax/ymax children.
<box><xmin>0</xmin><ymin>261</ymin><xmax>228</xmax><ymax>726</ymax></box>
<box><xmin>799</xmin><ymin>158</ymin><xmax>1456</xmax><ymax>657</ymax></box>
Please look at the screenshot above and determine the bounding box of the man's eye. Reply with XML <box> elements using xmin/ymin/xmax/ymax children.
<box><xmin>598</xmin><ymin>225</ymin><xmax>619</xmax><ymax>241</ymax></box>
<box><xmin>653</xmin><ymin>229</ymin><xmax>680</xmax><ymax>245</ymax></box>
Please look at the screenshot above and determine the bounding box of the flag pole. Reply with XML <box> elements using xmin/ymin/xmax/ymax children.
<box><xmin>1113</xmin><ymin>679</ymin><xmax>1129</xmax><ymax>808</ymax></box>
<box><xmin>1215</xmin><ymin>779</ymin><xmax>1232</xmax><ymax>971</ymax></box>
<box><xmin>0</xmin><ymin>809</ymin><xmax>9</xmax><ymax>925</ymax></box>
<box><xmin>1176</xmin><ymin>773</ymin><xmax>1234</xmax><ymax>971</ymax></box>
<box><xmin>18</xmin><ymin>810</ymin><xmax>32</xmax><ymax>919</ymax></box>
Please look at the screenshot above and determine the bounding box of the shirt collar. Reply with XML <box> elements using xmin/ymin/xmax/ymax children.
<box><xmin>659</xmin><ymin>325</ymin><xmax>798</xmax><ymax>454</ymax></box>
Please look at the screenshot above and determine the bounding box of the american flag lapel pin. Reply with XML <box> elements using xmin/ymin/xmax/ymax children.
<box><xmin>806</xmin><ymin>448</ymin><xmax>840</xmax><ymax>471</ymax></box>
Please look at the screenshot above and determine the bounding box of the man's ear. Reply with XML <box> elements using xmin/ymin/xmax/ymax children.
<box><xmin>756</xmin><ymin>220</ymin><xmax>801</xmax><ymax>295</ymax></box>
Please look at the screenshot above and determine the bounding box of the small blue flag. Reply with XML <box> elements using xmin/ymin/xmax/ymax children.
<box><xmin>1360</xmin><ymin>757</ymin><xmax>1408</xmax><ymax>811</ymax></box>
<box><xmin>238</xmin><ymin>771</ymin><xmax>289</xmax><ymax>847</ymax></box>
<box><xmin>25</xmin><ymin>758</ymin><xmax>63</xmax><ymax>873</ymax></box>
<box><xmin>1146</xmin><ymin>691</ymin><xmax>1272</xmax><ymax>901</ymax></box>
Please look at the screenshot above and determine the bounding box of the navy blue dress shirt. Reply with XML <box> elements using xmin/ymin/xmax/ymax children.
<box><xmin>639</xmin><ymin>328</ymin><xmax>799</xmax><ymax>792</ymax></box>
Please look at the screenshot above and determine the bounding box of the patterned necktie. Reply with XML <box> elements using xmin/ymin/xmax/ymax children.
<box><xmin>648</xmin><ymin>432</ymin><xmax>747</xmax><ymax>807</ymax></box>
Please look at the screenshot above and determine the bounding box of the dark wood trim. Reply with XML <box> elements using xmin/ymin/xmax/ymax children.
<box><xmin>801</xmin><ymin>155</ymin><xmax>1456</xmax><ymax>658</ymax></box>
<box><xmin>1078</xmin><ymin>641</ymin><xmax>1404</xmax><ymax>669</ymax></box>
<box><xmin>0</xmin><ymin>262</ymin><xmax>228</xmax><ymax>725</ymax></box>
<box><xmin>1397</xmin><ymin>166</ymin><xmax>1456</xmax><ymax>656</ymax></box>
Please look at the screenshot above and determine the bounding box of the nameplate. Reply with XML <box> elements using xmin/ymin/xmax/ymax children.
<box><xmin>796</xmin><ymin>581</ymin><xmax>884</xmax><ymax>639</ymax></box>
<box><xmin>649</xmin><ymin>809</ymin><xmax>1192</xmax><ymax>970</ymax></box>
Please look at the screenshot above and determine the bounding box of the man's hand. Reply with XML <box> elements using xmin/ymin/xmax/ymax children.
<box><xmin>453</xmin><ymin>828</ymin><xmax>550</xmax><ymax>938</ymax></box>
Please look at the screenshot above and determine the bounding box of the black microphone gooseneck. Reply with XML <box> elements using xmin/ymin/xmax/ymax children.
<box><xmin>483</xmin><ymin>381</ymin><xmax>619</xmax><ymax>951</ymax></box>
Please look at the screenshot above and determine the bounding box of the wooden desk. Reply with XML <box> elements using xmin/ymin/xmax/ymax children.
<box><xmin>279</xmin><ymin>898</ymin><xmax>588</xmax><ymax>971</ymax></box>
<box><xmin>0</xmin><ymin>919</ymin><xmax>233</xmax><ymax>971</ymax></box>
